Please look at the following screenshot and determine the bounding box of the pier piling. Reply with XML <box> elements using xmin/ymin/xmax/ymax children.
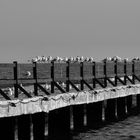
<box><xmin>48</xmin><ymin>107</ymin><xmax>71</xmax><ymax>140</ymax></box>
<box><xmin>117</xmin><ymin>97</ymin><xmax>126</xmax><ymax>120</ymax></box>
<box><xmin>32</xmin><ymin>112</ymin><xmax>46</xmax><ymax>140</ymax></box>
<box><xmin>105</xmin><ymin>98</ymin><xmax>117</xmax><ymax>122</ymax></box>
<box><xmin>86</xmin><ymin>101</ymin><xmax>103</xmax><ymax>129</ymax></box>
<box><xmin>126</xmin><ymin>95</ymin><xmax>133</xmax><ymax>115</ymax></box>
<box><xmin>17</xmin><ymin>114</ymin><xmax>31</xmax><ymax>140</ymax></box>
<box><xmin>73</xmin><ymin>104</ymin><xmax>85</xmax><ymax>131</ymax></box>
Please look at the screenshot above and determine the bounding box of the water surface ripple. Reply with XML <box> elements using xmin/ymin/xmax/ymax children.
<box><xmin>73</xmin><ymin>115</ymin><xmax>140</xmax><ymax>140</ymax></box>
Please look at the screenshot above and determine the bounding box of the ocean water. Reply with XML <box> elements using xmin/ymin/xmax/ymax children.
<box><xmin>72</xmin><ymin>115</ymin><xmax>140</xmax><ymax>140</ymax></box>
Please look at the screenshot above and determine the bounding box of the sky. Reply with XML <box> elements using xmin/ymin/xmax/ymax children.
<box><xmin>0</xmin><ymin>0</ymin><xmax>140</xmax><ymax>62</ymax></box>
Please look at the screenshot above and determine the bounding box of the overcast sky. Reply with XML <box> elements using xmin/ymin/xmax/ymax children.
<box><xmin>0</xmin><ymin>0</ymin><xmax>140</xmax><ymax>62</ymax></box>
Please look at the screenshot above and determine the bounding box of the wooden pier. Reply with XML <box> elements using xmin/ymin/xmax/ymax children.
<box><xmin>0</xmin><ymin>60</ymin><xmax>140</xmax><ymax>140</ymax></box>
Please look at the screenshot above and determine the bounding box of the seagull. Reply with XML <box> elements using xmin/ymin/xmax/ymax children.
<box><xmin>80</xmin><ymin>56</ymin><xmax>84</xmax><ymax>62</ymax></box>
<box><xmin>26</xmin><ymin>71</ymin><xmax>31</xmax><ymax>77</ymax></box>
<box><xmin>61</xmin><ymin>82</ymin><xmax>66</xmax><ymax>88</ymax></box>
<box><xmin>63</xmin><ymin>57</ymin><xmax>68</xmax><ymax>62</ymax></box>
<box><xmin>47</xmin><ymin>56</ymin><xmax>53</xmax><ymax>62</ymax></box>
<box><xmin>89</xmin><ymin>57</ymin><xmax>94</xmax><ymax>62</ymax></box>
<box><xmin>7</xmin><ymin>87</ymin><xmax>14</xmax><ymax>96</ymax></box>
<box><xmin>84</xmin><ymin>57</ymin><xmax>90</xmax><ymax>62</ymax></box>
<box><xmin>124</xmin><ymin>58</ymin><xmax>129</xmax><ymax>62</ymax></box>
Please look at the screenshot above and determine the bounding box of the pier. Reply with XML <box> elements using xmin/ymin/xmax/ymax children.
<box><xmin>0</xmin><ymin>59</ymin><xmax>140</xmax><ymax>140</ymax></box>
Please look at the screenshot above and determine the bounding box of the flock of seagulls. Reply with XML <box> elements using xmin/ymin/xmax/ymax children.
<box><xmin>29</xmin><ymin>56</ymin><xmax>94</xmax><ymax>63</ymax></box>
<box><xmin>29</xmin><ymin>56</ymin><xmax>140</xmax><ymax>63</ymax></box>
<box><xmin>104</xmin><ymin>56</ymin><xmax>140</xmax><ymax>62</ymax></box>
<box><xmin>1</xmin><ymin>55</ymin><xmax>139</xmax><ymax>97</ymax></box>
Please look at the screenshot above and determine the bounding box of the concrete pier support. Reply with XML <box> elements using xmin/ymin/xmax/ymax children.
<box><xmin>136</xmin><ymin>94</ymin><xmax>140</xmax><ymax>113</ymax></box>
<box><xmin>117</xmin><ymin>97</ymin><xmax>126</xmax><ymax>120</ymax></box>
<box><xmin>126</xmin><ymin>95</ymin><xmax>133</xmax><ymax>115</ymax></box>
<box><xmin>86</xmin><ymin>101</ymin><xmax>103</xmax><ymax>129</ymax></box>
<box><xmin>0</xmin><ymin>117</ymin><xmax>15</xmax><ymax>140</ymax></box>
<box><xmin>17</xmin><ymin>114</ymin><xmax>31</xmax><ymax>140</ymax></box>
<box><xmin>73</xmin><ymin>104</ymin><xmax>85</xmax><ymax>131</ymax></box>
<box><xmin>32</xmin><ymin>112</ymin><xmax>46</xmax><ymax>140</ymax></box>
<box><xmin>48</xmin><ymin>106</ymin><xmax>71</xmax><ymax>140</ymax></box>
<box><xmin>105</xmin><ymin>98</ymin><xmax>117</xmax><ymax>122</ymax></box>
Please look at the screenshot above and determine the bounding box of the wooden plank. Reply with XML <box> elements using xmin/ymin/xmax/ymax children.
<box><xmin>126</xmin><ymin>62</ymin><xmax>132</xmax><ymax>76</ymax></box>
<box><xmin>0</xmin><ymin>80</ymin><xmax>15</xmax><ymax>87</ymax></box>
<box><xmin>69</xmin><ymin>63</ymin><xmax>81</xmax><ymax>80</ymax></box>
<box><xmin>83</xmin><ymin>62</ymin><xmax>93</xmax><ymax>78</ymax></box>
<box><xmin>106</xmin><ymin>62</ymin><xmax>115</xmax><ymax>77</ymax></box>
<box><xmin>134</xmin><ymin>61</ymin><xmax>140</xmax><ymax>76</ymax></box>
<box><xmin>0</xmin><ymin>63</ymin><xmax>14</xmax><ymax>79</ymax></box>
<box><xmin>117</xmin><ymin>62</ymin><xmax>125</xmax><ymax>76</ymax></box>
<box><xmin>54</xmin><ymin>63</ymin><xmax>67</xmax><ymax>79</ymax></box>
<box><xmin>18</xmin><ymin>64</ymin><xmax>34</xmax><ymax>79</ymax></box>
<box><xmin>95</xmin><ymin>62</ymin><xmax>104</xmax><ymax>78</ymax></box>
<box><xmin>37</xmin><ymin>63</ymin><xmax>51</xmax><ymax>79</ymax></box>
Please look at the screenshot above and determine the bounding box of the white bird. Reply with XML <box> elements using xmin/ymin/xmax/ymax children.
<box><xmin>63</xmin><ymin>57</ymin><xmax>68</xmax><ymax>62</ymax></box>
<box><xmin>8</xmin><ymin>87</ymin><xmax>14</xmax><ymax>96</ymax></box>
<box><xmin>47</xmin><ymin>56</ymin><xmax>53</xmax><ymax>62</ymax></box>
<box><xmin>69</xmin><ymin>85</ymin><xmax>72</xmax><ymax>90</ymax></box>
<box><xmin>112</xmin><ymin>56</ymin><xmax>122</xmax><ymax>61</ymax></box>
<box><xmin>4</xmin><ymin>87</ymin><xmax>14</xmax><ymax>96</ymax></box>
<box><xmin>80</xmin><ymin>56</ymin><xmax>84</xmax><ymax>62</ymax></box>
<box><xmin>69</xmin><ymin>57</ymin><xmax>74</xmax><ymax>62</ymax></box>
<box><xmin>89</xmin><ymin>57</ymin><xmax>94</xmax><ymax>62</ymax></box>
<box><xmin>76</xmin><ymin>84</ymin><xmax>79</xmax><ymax>88</ymax></box>
<box><xmin>124</xmin><ymin>58</ymin><xmax>129</xmax><ymax>61</ymax></box>
<box><xmin>26</xmin><ymin>71</ymin><xmax>31</xmax><ymax>77</ymax></box>
<box><xmin>44</xmin><ymin>83</ymin><xmax>51</xmax><ymax>90</ymax></box>
<box><xmin>84</xmin><ymin>57</ymin><xmax>90</xmax><ymax>62</ymax></box>
<box><xmin>32</xmin><ymin>58</ymin><xmax>38</xmax><ymax>63</ymax></box>
<box><xmin>61</xmin><ymin>82</ymin><xmax>66</xmax><ymax>88</ymax></box>
<box><xmin>76</xmin><ymin>56</ymin><xmax>81</xmax><ymax>62</ymax></box>
<box><xmin>41</xmin><ymin>56</ymin><xmax>46</xmax><ymax>62</ymax></box>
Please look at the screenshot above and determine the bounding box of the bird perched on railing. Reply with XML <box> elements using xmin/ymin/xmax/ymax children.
<box><xmin>76</xmin><ymin>56</ymin><xmax>81</xmax><ymax>62</ymax></box>
<box><xmin>31</xmin><ymin>57</ymin><xmax>38</xmax><ymax>63</ymax></box>
<box><xmin>132</xmin><ymin>57</ymin><xmax>140</xmax><ymax>61</ymax></box>
<box><xmin>103</xmin><ymin>57</ymin><xmax>112</xmax><ymax>62</ymax></box>
<box><xmin>63</xmin><ymin>57</ymin><xmax>68</xmax><ymax>62</ymax></box>
<box><xmin>124</xmin><ymin>58</ymin><xmax>129</xmax><ymax>62</ymax></box>
<box><xmin>44</xmin><ymin>83</ymin><xmax>51</xmax><ymax>90</ymax></box>
<box><xmin>3</xmin><ymin>87</ymin><xmax>14</xmax><ymax>96</ymax></box>
<box><xmin>111</xmin><ymin>56</ymin><xmax>122</xmax><ymax>61</ymax></box>
<box><xmin>80</xmin><ymin>56</ymin><xmax>84</xmax><ymax>62</ymax></box>
<box><xmin>41</xmin><ymin>56</ymin><xmax>47</xmax><ymax>62</ymax></box>
<box><xmin>47</xmin><ymin>56</ymin><xmax>53</xmax><ymax>62</ymax></box>
<box><xmin>84</xmin><ymin>57</ymin><xmax>90</xmax><ymax>62</ymax></box>
<box><xmin>68</xmin><ymin>57</ymin><xmax>74</xmax><ymax>62</ymax></box>
<box><xmin>89</xmin><ymin>57</ymin><xmax>94</xmax><ymax>62</ymax></box>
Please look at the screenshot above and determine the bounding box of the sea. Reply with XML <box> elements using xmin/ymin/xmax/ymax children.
<box><xmin>72</xmin><ymin>114</ymin><xmax>140</xmax><ymax>140</ymax></box>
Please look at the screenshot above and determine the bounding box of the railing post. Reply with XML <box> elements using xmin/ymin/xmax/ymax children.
<box><xmin>124</xmin><ymin>59</ymin><xmax>127</xmax><ymax>85</ymax></box>
<box><xmin>33</xmin><ymin>62</ymin><xmax>38</xmax><ymax>96</ymax></box>
<box><xmin>104</xmin><ymin>60</ymin><xmax>107</xmax><ymax>87</ymax></box>
<box><xmin>51</xmin><ymin>61</ymin><xmax>55</xmax><ymax>93</ymax></box>
<box><xmin>13</xmin><ymin>61</ymin><xmax>18</xmax><ymax>98</ymax></box>
<box><xmin>66</xmin><ymin>61</ymin><xmax>70</xmax><ymax>92</ymax></box>
<box><xmin>93</xmin><ymin>61</ymin><xmax>96</xmax><ymax>88</ymax></box>
<box><xmin>114</xmin><ymin>60</ymin><xmax>117</xmax><ymax>86</ymax></box>
<box><xmin>80</xmin><ymin>62</ymin><xmax>84</xmax><ymax>90</ymax></box>
<box><xmin>132</xmin><ymin>60</ymin><xmax>135</xmax><ymax>84</ymax></box>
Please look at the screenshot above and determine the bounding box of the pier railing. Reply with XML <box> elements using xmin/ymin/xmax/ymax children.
<box><xmin>0</xmin><ymin>60</ymin><xmax>140</xmax><ymax>100</ymax></box>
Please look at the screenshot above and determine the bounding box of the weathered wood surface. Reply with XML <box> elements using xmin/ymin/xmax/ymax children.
<box><xmin>0</xmin><ymin>60</ymin><xmax>139</xmax><ymax>87</ymax></box>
